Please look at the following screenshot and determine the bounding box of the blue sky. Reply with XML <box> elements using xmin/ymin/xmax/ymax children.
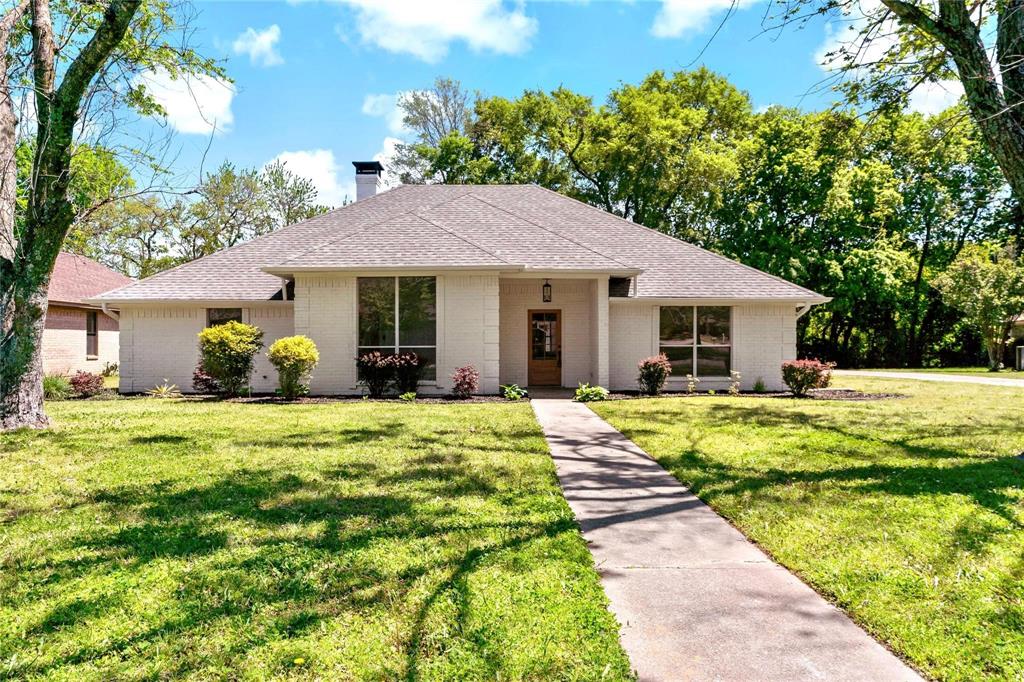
<box><xmin>138</xmin><ymin>0</ymin><xmax>956</xmax><ymax>204</ymax></box>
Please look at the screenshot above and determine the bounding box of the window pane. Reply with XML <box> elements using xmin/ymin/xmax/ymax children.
<box><xmin>207</xmin><ymin>308</ymin><xmax>242</xmax><ymax>327</ymax></box>
<box><xmin>660</xmin><ymin>346</ymin><xmax>693</xmax><ymax>377</ymax></box>
<box><xmin>697</xmin><ymin>347</ymin><xmax>730</xmax><ymax>377</ymax></box>
<box><xmin>660</xmin><ymin>306</ymin><xmax>694</xmax><ymax>344</ymax></box>
<box><xmin>358</xmin><ymin>277</ymin><xmax>395</xmax><ymax>347</ymax></box>
<box><xmin>86</xmin><ymin>311</ymin><xmax>98</xmax><ymax>357</ymax></box>
<box><xmin>400</xmin><ymin>346</ymin><xmax>436</xmax><ymax>382</ymax></box>
<box><xmin>697</xmin><ymin>306</ymin><xmax>730</xmax><ymax>345</ymax></box>
<box><xmin>398</xmin><ymin>277</ymin><xmax>436</xmax><ymax>346</ymax></box>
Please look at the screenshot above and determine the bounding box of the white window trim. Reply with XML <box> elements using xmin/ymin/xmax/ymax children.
<box><xmin>657</xmin><ymin>305</ymin><xmax>733</xmax><ymax>379</ymax></box>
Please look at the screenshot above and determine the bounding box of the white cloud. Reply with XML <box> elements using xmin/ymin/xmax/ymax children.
<box><xmin>361</xmin><ymin>93</ymin><xmax>409</xmax><ymax>134</ymax></box>
<box><xmin>268</xmin><ymin>149</ymin><xmax>351</xmax><ymax>206</ymax></box>
<box><xmin>334</xmin><ymin>0</ymin><xmax>537</xmax><ymax>62</ymax></box>
<box><xmin>136</xmin><ymin>69</ymin><xmax>236</xmax><ymax>135</ymax></box>
<box><xmin>907</xmin><ymin>80</ymin><xmax>964</xmax><ymax>115</ymax></box>
<box><xmin>232</xmin><ymin>25</ymin><xmax>284</xmax><ymax>67</ymax></box>
<box><xmin>651</xmin><ymin>0</ymin><xmax>761</xmax><ymax>38</ymax></box>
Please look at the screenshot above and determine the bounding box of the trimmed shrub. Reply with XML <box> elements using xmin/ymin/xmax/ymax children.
<box><xmin>753</xmin><ymin>377</ymin><xmax>767</xmax><ymax>394</ymax></box>
<box><xmin>393</xmin><ymin>352</ymin><xmax>426</xmax><ymax>395</ymax></box>
<box><xmin>43</xmin><ymin>375</ymin><xmax>72</xmax><ymax>401</ymax></box>
<box><xmin>637</xmin><ymin>354</ymin><xmax>671</xmax><ymax>395</ymax></box>
<box><xmin>268</xmin><ymin>335</ymin><xmax>320</xmax><ymax>399</ymax></box>
<box><xmin>192</xmin><ymin>364</ymin><xmax>220</xmax><ymax>394</ymax></box>
<box><xmin>574</xmin><ymin>383</ymin><xmax>609</xmax><ymax>402</ymax></box>
<box><xmin>197</xmin><ymin>321</ymin><xmax>264</xmax><ymax>396</ymax></box>
<box><xmin>781</xmin><ymin>359</ymin><xmax>834</xmax><ymax>397</ymax></box>
<box><xmin>69</xmin><ymin>371</ymin><xmax>104</xmax><ymax>397</ymax></box>
<box><xmin>451</xmin><ymin>365</ymin><xmax>479</xmax><ymax>399</ymax></box>
<box><xmin>357</xmin><ymin>351</ymin><xmax>396</xmax><ymax>398</ymax></box>
<box><xmin>501</xmin><ymin>384</ymin><xmax>528</xmax><ymax>401</ymax></box>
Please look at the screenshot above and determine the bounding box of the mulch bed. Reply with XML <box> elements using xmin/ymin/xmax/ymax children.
<box><xmin>604</xmin><ymin>388</ymin><xmax>904</xmax><ymax>402</ymax></box>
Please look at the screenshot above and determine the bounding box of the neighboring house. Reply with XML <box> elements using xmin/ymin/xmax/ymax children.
<box><xmin>44</xmin><ymin>252</ymin><xmax>132</xmax><ymax>375</ymax></box>
<box><xmin>90</xmin><ymin>163</ymin><xmax>830</xmax><ymax>394</ymax></box>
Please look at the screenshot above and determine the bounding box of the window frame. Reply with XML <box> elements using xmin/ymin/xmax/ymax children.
<box><xmin>657</xmin><ymin>305</ymin><xmax>732</xmax><ymax>379</ymax></box>
<box><xmin>85</xmin><ymin>310</ymin><xmax>98</xmax><ymax>359</ymax></box>
<box><xmin>206</xmin><ymin>308</ymin><xmax>243</xmax><ymax>327</ymax></box>
<box><xmin>357</xmin><ymin>276</ymin><xmax>438</xmax><ymax>382</ymax></box>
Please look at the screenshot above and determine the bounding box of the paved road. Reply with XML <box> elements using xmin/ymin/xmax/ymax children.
<box><xmin>836</xmin><ymin>369</ymin><xmax>1024</xmax><ymax>388</ymax></box>
<box><xmin>531</xmin><ymin>398</ymin><xmax>921</xmax><ymax>682</ymax></box>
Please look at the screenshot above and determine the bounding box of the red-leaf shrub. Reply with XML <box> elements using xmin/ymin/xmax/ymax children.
<box><xmin>357</xmin><ymin>351</ymin><xmax>397</xmax><ymax>398</ymax></box>
<box><xmin>192</xmin><ymin>363</ymin><xmax>220</xmax><ymax>394</ymax></box>
<box><xmin>393</xmin><ymin>352</ymin><xmax>426</xmax><ymax>394</ymax></box>
<box><xmin>637</xmin><ymin>354</ymin><xmax>672</xmax><ymax>395</ymax></box>
<box><xmin>69</xmin><ymin>371</ymin><xmax>104</xmax><ymax>397</ymax></box>
<box><xmin>781</xmin><ymin>359</ymin><xmax>834</xmax><ymax>397</ymax></box>
<box><xmin>451</xmin><ymin>365</ymin><xmax>479</xmax><ymax>399</ymax></box>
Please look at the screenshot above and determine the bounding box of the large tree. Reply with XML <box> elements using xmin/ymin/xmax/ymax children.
<box><xmin>0</xmin><ymin>0</ymin><xmax>220</xmax><ymax>430</ymax></box>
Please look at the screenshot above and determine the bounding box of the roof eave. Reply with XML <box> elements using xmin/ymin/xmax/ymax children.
<box><xmin>261</xmin><ymin>264</ymin><xmax>518</xmax><ymax>275</ymax></box>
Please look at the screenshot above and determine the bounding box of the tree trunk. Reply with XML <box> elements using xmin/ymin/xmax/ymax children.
<box><xmin>0</xmin><ymin>281</ymin><xmax>49</xmax><ymax>429</ymax></box>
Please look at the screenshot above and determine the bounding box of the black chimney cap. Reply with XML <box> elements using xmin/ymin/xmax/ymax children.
<box><xmin>353</xmin><ymin>160</ymin><xmax>384</xmax><ymax>175</ymax></box>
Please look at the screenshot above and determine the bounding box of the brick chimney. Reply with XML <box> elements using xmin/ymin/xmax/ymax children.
<box><xmin>353</xmin><ymin>160</ymin><xmax>384</xmax><ymax>201</ymax></box>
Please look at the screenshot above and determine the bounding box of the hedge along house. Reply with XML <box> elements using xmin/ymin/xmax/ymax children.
<box><xmin>89</xmin><ymin>163</ymin><xmax>830</xmax><ymax>395</ymax></box>
<box><xmin>44</xmin><ymin>252</ymin><xmax>132</xmax><ymax>375</ymax></box>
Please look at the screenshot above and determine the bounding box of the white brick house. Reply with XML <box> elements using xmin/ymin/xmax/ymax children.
<box><xmin>90</xmin><ymin>164</ymin><xmax>829</xmax><ymax>394</ymax></box>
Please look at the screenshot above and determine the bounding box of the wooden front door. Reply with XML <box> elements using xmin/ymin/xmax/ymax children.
<box><xmin>528</xmin><ymin>310</ymin><xmax>561</xmax><ymax>386</ymax></box>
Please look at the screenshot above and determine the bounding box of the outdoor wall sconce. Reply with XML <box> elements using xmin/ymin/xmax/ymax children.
<box><xmin>542</xmin><ymin>279</ymin><xmax>552</xmax><ymax>303</ymax></box>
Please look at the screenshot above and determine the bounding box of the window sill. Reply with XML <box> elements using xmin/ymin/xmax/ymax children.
<box><xmin>86</xmin><ymin>355</ymin><xmax>99</xmax><ymax>361</ymax></box>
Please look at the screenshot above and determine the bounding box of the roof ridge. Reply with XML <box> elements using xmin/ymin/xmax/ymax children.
<box><xmin>528</xmin><ymin>184</ymin><xmax>825</xmax><ymax>299</ymax></box>
<box><xmin>412</xmin><ymin>210</ymin><xmax>514</xmax><ymax>264</ymax></box>
<box><xmin>464</xmin><ymin>191</ymin><xmax>634</xmax><ymax>270</ymax></box>
<box><xmin>273</xmin><ymin>186</ymin><xmax>477</xmax><ymax>267</ymax></box>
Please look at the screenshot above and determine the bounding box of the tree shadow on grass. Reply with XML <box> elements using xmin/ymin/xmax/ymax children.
<box><xmin>10</xmin><ymin>457</ymin><xmax>579</xmax><ymax>680</ymax></box>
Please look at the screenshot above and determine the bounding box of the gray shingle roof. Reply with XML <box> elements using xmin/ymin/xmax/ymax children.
<box><xmin>93</xmin><ymin>184</ymin><xmax>826</xmax><ymax>302</ymax></box>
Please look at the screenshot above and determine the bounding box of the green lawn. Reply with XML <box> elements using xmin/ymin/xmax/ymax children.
<box><xmin>861</xmin><ymin>367</ymin><xmax>1019</xmax><ymax>376</ymax></box>
<box><xmin>592</xmin><ymin>377</ymin><xmax>1024</xmax><ymax>681</ymax></box>
<box><xmin>0</xmin><ymin>400</ymin><xmax>632</xmax><ymax>681</ymax></box>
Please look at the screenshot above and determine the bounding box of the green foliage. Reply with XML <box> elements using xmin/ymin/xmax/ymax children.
<box><xmin>933</xmin><ymin>244</ymin><xmax>1024</xmax><ymax>370</ymax></box>
<box><xmin>42</xmin><ymin>375</ymin><xmax>72</xmax><ymax>401</ymax></box>
<box><xmin>146</xmin><ymin>380</ymin><xmax>182</xmax><ymax>399</ymax></box>
<box><xmin>267</xmin><ymin>335</ymin><xmax>319</xmax><ymax>399</ymax></box>
<box><xmin>197</xmin><ymin>321</ymin><xmax>264</xmax><ymax>397</ymax></box>
<box><xmin>753</xmin><ymin>377</ymin><xmax>767</xmax><ymax>394</ymax></box>
<box><xmin>781</xmin><ymin>360</ymin><xmax>834</xmax><ymax>397</ymax></box>
<box><xmin>500</xmin><ymin>384</ymin><xmax>529</xmax><ymax>401</ymax></box>
<box><xmin>573</xmin><ymin>383</ymin><xmax>609</xmax><ymax>403</ymax></box>
<box><xmin>399</xmin><ymin>391</ymin><xmax>417</xmax><ymax>402</ymax></box>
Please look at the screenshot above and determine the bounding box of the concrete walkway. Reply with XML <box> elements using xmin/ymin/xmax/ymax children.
<box><xmin>531</xmin><ymin>399</ymin><xmax>921</xmax><ymax>682</ymax></box>
<box><xmin>836</xmin><ymin>369</ymin><xmax>1024</xmax><ymax>388</ymax></box>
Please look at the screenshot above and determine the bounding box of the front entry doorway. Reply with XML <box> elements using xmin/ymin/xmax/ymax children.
<box><xmin>528</xmin><ymin>309</ymin><xmax>561</xmax><ymax>386</ymax></box>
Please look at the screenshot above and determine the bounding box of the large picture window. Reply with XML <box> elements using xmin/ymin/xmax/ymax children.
<box><xmin>659</xmin><ymin>306</ymin><xmax>731</xmax><ymax>377</ymax></box>
<box><xmin>358</xmin><ymin>276</ymin><xmax>437</xmax><ymax>380</ymax></box>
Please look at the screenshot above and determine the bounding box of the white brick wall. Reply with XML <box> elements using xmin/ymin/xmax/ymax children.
<box><xmin>119</xmin><ymin>304</ymin><xmax>294</xmax><ymax>393</ymax></box>
<box><xmin>440</xmin><ymin>274</ymin><xmax>500</xmax><ymax>394</ymax></box>
<box><xmin>499</xmin><ymin>278</ymin><xmax>595</xmax><ymax>388</ymax></box>
<box><xmin>294</xmin><ymin>274</ymin><xmax>358</xmax><ymax>394</ymax></box>
<box><xmin>608</xmin><ymin>301</ymin><xmax>798</xmax><ymax>391</ymax></box>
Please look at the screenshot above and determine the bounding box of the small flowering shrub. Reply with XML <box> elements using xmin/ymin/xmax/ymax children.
<box><xmin>393</xmin><ymin>352</ymin><xmax>426</xmax><ymax>395</ymax></box>
<box><xmin>728</xmin><ymin>370</ymin><xmax>742</xmax><ymax>396</ymax></box>
<box><xmin>637</xmin><ymin>354</ymin><xmax>671</xmax><ymax>396</ymax></box>
<box><xmin>192</xmin><ymin>364</ymin><xmax>220</xmax><ymax>394</ymax></box>
<box><xmin>501</xmin><ymin>384</ymin><xmax>529</xmax><ymax>401</ymax></box>
<box><xmin>69</xmin><ymin>371</ymin><xmax>104</xmax><ymax>397</ymax></box>
<box><xmin>685</xmin><ymin>374</ymin><xmax>700</xmax><ymax>394</ymax></box>
<box><xmin>197</xmin><ymin>321</ymin><xmax>264</xmax><ymax>396</ymax></box>
<box><xmin>357</xmin><ymin>351</ymin><xmax>397</xmax><ymax>398</ymax></box>
<box><xmin>268</xmin><ymin>335</ymin><xmax>320</xmax><ymax>399</ymax></box>
<box><xmin>574</xmin><ymin>383</ymin><xmax>609</xmax><ymax>402</ymax></box>
<box><xmin>451</xmin><ymin>365</ymin><xmax>479</xmax><ymax>399</ymax></box>
<box><xmin>781</xmin><ymin>359</ymin><xmax>834</xmax><ymax>397</ymax></box>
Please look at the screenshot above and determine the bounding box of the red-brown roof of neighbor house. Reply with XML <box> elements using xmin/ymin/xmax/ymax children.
<box><xmin>49</xmin><ymin>252</ymin><xmax>133</xmax><ymax>306</ymax></box>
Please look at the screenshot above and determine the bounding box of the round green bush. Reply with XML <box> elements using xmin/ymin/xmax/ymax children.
<box><xmin>267</xmin><ymin>335</ymin><xmax>320</xmax><ymax>399</ymax></box>
<box><xmin>197</xmin><ymin>321</ymin><xmax>264</xmax><ymax>396</ymax></box>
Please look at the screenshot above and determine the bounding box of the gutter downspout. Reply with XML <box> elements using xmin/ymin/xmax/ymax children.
<box><xmin>279</xmin><ymin>277</ymin><xmax>289</xmax><ymax>301</ymax></box>
<box><xmin>100</xmin><ymin>302</ymin><xmax>119</xmax><ymax>322</ymax></box>
<box><xmin>795</xmin><ymin>303</ymin><xmax>812</xmax><ymax>320</ymax></box>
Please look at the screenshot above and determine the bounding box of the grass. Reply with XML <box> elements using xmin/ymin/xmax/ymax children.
<box><xmin>0</xmin><ymin>400</ymin><xmax>632</xmax><ymax>681</ymax></box>
<box><xmin>592</xmin><ymin>377</ymin><xmax>1024</xmax><ymax>682</ymax></box>
<box><xmin>860</xmin><ymin>367</ymin><xmax>1020</xmax><ymax>376</ymax></box>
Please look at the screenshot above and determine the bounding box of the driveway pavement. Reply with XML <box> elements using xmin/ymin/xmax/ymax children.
<box><xmin>532</xmin><ymin>398</ymin><xmax>921</xmax><ymax>682</ymax></box>
<box><xmin>836</xmin><ymin>369</ymin><xmax>1024</xmax><ymax>388</ymax></box>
